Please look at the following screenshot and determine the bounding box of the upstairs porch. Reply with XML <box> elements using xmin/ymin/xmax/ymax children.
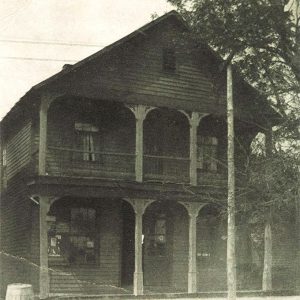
<box><xmin>33</xmin><ymin>95</ymin><xmax>244</xmax><ymax>188</ymax></box>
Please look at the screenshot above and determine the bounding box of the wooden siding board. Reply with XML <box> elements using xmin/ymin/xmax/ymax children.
<box><xmin>6</xmin><ymin>122</ymin><xmax>31</xmax><ymax>180</ymax></box>
<box><xmin>49</xmin><ymin>24</ymin><xmax>223</xmax><ymax>114</ymax></box>
<box><xmin>0</xmin><ymin>170</ymin><xmax>34</xmax><ymax>296</ymax></box>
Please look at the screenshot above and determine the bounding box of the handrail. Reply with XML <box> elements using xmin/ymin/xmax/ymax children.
<box><xmin>48</xmin><ymin>146</ymin><xmax>135</xmax><ymax>157</ymax></box>
<box><xmin>48</xmin><ymin>146</ymin><xmax>190</xmax><ymax>161</ymax></box>
<box><xmin>144</xmin><ymin>154</ymin><xmax>190</xmax><ymax>161</ymax></box>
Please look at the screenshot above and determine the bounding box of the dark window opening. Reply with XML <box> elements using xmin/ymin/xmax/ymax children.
<box><xmin>197</xmin><ymin>136</ymin><xmax>218</xmax><ymax>171</ymax></box>
<box><xmin>145</xmin><ymin>213</ymin><xmax>167</xmax><ymax>256</ymax></box>
<box><xmin>48</xmin><ymin>206</ymin><xmax>97</xmax><ymax>265</ymax></box>
<box><xmin>74</xmin><ymin>122</ymin><xmax>99</xmax><ymax>161</ymax></box>
<box><xmin>162</xmin><ymin>48</ymin><xmax>176</xmax><ymax>72</ymax></box>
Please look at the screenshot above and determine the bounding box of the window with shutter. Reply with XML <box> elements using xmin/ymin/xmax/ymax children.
<box><xmin>197</xmin><ymin>136</ymin><xmax>218</xmax><ymax>171</ymax></box>
<box><xmin>74</xmin><ymin>122</ymin><xmax>98</xmax><ymax>161</ymax></box>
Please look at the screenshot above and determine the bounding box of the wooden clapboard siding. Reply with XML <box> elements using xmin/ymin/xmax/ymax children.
<box><xmin>171</xmin><ymin>205</ymin><xmax>188</xmax><ymax>292</ymax></box>
<box><xmin>29</xmin><ymin>204</ymin><xmax>41</xmax><ymax>294</ymax></box>
<box><xmin>272</xmin><ymin>221</ymin><xmax>298</xmax><ymax>290</ymax></box>
<box><xmin>6</xmin><ymin>122</ymin><xmax>32</xmax><ymax>180</ymax></box>
<box><xmin>0</xmin><ymin>170</ymin><xmax>34</xmax><ymax>296</ymax></box>
<box><xmin>49</xmin><ymin>21</ymin><xmax>224</xmax><ymax>115</ymax></box>
<box><xmin>0</xmin><ymin>120</ymin><xmax>34</xmax><ymax>293</ymax></box>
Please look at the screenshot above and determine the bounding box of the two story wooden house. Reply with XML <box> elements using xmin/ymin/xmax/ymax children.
<box><xmin>0</xmin><ymin>11</ymin><xmax>296</xmax><ymax>298</ymax></box>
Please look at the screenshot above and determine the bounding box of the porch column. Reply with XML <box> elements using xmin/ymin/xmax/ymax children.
<box><xmin>39</xmin><ymin>94</ymin><xmax>54</xmax><ymax>175</ymax></box>
<box><xmin>179</xmin><ymin>202</ymin><xmax>206</xmax><ymax>293</ymax></box>
<box><xmin>180</xmin><ymin>111</ymin><xmax>207</xmax><ymax>186</ymax></box>
<box><xmin>126</xmin><ymin>105</ymin><xmax>155</xmax><ymax>182</ymax></box>
<box><xmin>39</xmin><ymin>196</ymin><xmax>51</xmax><ymax>299</ymax></box>
<box><xmin>124</xmin><ymin>198</ymin><xmax>155</xmax><ymax>295</ymax></box>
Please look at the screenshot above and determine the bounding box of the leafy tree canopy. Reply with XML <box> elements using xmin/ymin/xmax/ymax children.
<box><xmin>168</xmin><ymin>0</ymin><xmax>300</xmax><ymax>138</ymax></box>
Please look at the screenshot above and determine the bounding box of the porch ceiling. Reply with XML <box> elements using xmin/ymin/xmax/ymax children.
<box><xmin>26</xmin><ymin>175</ymin><xmax>227</xmax><ymax>203</ymax></box>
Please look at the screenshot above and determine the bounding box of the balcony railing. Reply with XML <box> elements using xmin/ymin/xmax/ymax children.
<box><xmin>143</xmin><ymin>154</ymin><xmax>190</xmax><ymax>183</ymax></box>
<box><xmin>40</xmin><ymin>147</ymin><xmax>228</xmax><ymax>187</ymax></box>
<box><xmin>46</xmin><ymin>146</ymin><xmax>135</xmax><ymax>180</ymax></box>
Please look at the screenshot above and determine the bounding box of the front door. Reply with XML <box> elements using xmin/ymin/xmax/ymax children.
<box><xmin>143</xmin><ymin>205</ymin><xmax>172</xmax><ymax>288</ymax></box>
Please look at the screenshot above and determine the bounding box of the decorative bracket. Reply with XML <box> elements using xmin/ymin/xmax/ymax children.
<box><xmin>40</xmin><ymin>93</ymin><xmax>62</xmax><ymax>112</ymax></box>
<box><xmin>179</xmin><ymin>111</ymin><xmax>209</xmax><ymax>128</ymax></box>
<box><xmin>126</xmin><ymin>104</ymin><xmax>156</xmax><ymax>122</ymax></box>
<box><xmin>179</xmin><ymin>201</ymin><xmax>208</xmax><ymax>218</ymax></box>
<box><xmin>123</xmin><ymin>198</ymin><xmax>156</xmax><ymax>215</ymax></box>
<box><xmin>31</xmin><ymin>195</ymin><xmax>60</xmax><ymax>213</ymax></box>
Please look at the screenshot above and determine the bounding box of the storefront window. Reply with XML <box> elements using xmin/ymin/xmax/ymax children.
<box><xmin>69</xmin><ymin>207</ymin><xmax>96</xmax><ymax>264</ymax></box>
<box><xmin>48</xmin><ymin>206</ymin><xmax>97</xmax><ymax>265</ymax></box>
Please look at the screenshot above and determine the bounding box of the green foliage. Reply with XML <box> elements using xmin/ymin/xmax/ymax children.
<box><xmin>169</xmin><ymin>0</ymin><xmax>300</xmax><ymax>226</ymax></box>
<box><xmin>168</xmin><ymin>0</ymin><xmax>300</xmax><ymax>137</ymax></box>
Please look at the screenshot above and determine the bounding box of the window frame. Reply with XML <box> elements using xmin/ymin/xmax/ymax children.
<box><xmin>197</xmin><ymin>135</ymin><xmax>218</xmax><ymax>172</ymax></box>
<box><xmin>74</xmin><ymin>122</ymin><xmax>99</xmax><ymax>162</ymax></box>
<box><xmin>48</xmin><ymin>206</ymin><xmax>98</xmax><ymax>266</ymax></box>
<box><xmin>162</xmin><ymin>47</ymin><xmax>176</xmax><ymax>73</ymax></box>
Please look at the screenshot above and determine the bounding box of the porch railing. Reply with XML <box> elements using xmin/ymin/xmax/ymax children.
<box><xmin>43</xmin><ymin>147</ymin><xmax>228</xmax><ymax>186</ymax></box>
<box><xmin>143</xmin><ymin>154</ymin><xmax>190</xmax><ymax>183</ymax></box>
<box><xmin>46</xmin><ymin>146</ymin><xmax>136</xmax><ymax>179</ymax></box>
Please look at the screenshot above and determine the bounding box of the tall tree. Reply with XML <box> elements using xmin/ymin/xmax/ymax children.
<box><xmin>168</xmin><ymin>0</ymin><xmax>300</xmax><ymax>128</ymax></box>
<box><xmin>168</xmin><ymin>0</ymin><xmax>300</xmax><ymax>292</ymax></box>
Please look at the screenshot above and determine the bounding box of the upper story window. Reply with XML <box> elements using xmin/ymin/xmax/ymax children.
<box><xmin>74</xmin><ymin>122</ymin><xmax>99</xmax><ymax>161</ymax></box>
<box><xmin>197</xmin><ymin>136</ymin><xmax>218</xmax><ymax>171</ymax></box>
<box><xmin>162</xmin><ymin>47</ymin><xmax>176</xmax><ymax>72</ymax></box>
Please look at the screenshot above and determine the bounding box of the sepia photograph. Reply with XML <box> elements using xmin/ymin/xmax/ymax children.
<box><xmin>0</xmin><ymin>1</ymin><xmax>299</xmax><ymax>300</ymax></box>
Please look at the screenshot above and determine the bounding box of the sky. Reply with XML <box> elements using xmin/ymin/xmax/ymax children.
<box><xmin>0</xmin><ymin>0</ymin><xmax>174</xmax><ymax>120</ymax></box>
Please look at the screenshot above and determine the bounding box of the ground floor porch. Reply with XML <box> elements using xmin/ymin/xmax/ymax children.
<box><xmin>32</xmin><ymin>194</ymin><xmax>265</xmax><ymax>299</ymax></box>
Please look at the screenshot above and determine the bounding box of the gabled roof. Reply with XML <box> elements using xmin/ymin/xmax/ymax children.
<box><xmin>1</xmin><ymin>10</ymin><xmax>281</xmax><ymax>127</ymax></box>
<box><xmin>32</xmin><ymin>10</ymin><xmax>187</xmax><ymax>91</ymax></box>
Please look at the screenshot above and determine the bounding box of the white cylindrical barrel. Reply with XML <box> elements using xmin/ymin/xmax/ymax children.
<box><xmin>5</xmin><ymin>284</ymin><xmax>34</xmax><ymax>300</ymax></box>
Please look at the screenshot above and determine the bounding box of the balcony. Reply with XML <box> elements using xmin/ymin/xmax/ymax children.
<box><xmin>35</xmin><ymin>98</ymin><xmax>229</xmax><ymax>187</ymax></box>
<box><xmin>45</xmin><ymin>146</ymin><xmax>191</xmax><ymax>184</ymax></box>
<box><xmin>41</xmin><ymin>146</ymin><xmax>228</xmax><ymax>189</ymax></box>
<box><xmin>46</xmin><ymin>146</ymin><xmax>136</xmax><ymax>180</ymax></box>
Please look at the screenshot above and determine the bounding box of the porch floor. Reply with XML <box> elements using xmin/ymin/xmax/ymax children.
<box><xmin>48</xmin><ymin>289</ymin><xmax>298</xmax><ymax>300</ymax></box>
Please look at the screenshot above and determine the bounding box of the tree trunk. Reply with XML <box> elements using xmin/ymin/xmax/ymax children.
<box><xmin>262</xmin><ymin>220</ymin><xmax>272</xmax><ymax>291</ymax></box>
<box><xmin>227</xmin><ymin>64</ymin><xmax>236</xmax><ymax>300</ymax></box>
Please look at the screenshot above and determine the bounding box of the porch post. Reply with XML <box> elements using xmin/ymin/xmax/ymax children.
<box><xmin>134</xmin><ymin>202</ymin><xmax>144</xmax><ymax>295</ymax></box>
<box><xmin>126</xmin><ymin>105</ymin><xmax>155</xmax><ymax>182</ymax></box>
<box><xmin>124</xmin><ymin>198</ymin><xmax>155</xmax><ymax>295</ymax></box>
<box><xmin>39</xmin><ymin>94</ymin><xmax>54</xmax><ymax>175</ymax></box>
<box><xmin>189</xmin><ymin>113</ymin><xmax>199</xmax><ymax>186</ymax></box>
<box><xmin>180</xmin><ymin>111</ymin><xmax>207</xmax><ymax>186</ymax></box>
<box><xmin>39</xmin><ymin>196</ymin><xmax>51</xmax><ymax>299</ymax></box>
<box><xmin>179</xmin><ymin>202</ymin><xmax>206</xmax><ymax>293</ymax></box>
